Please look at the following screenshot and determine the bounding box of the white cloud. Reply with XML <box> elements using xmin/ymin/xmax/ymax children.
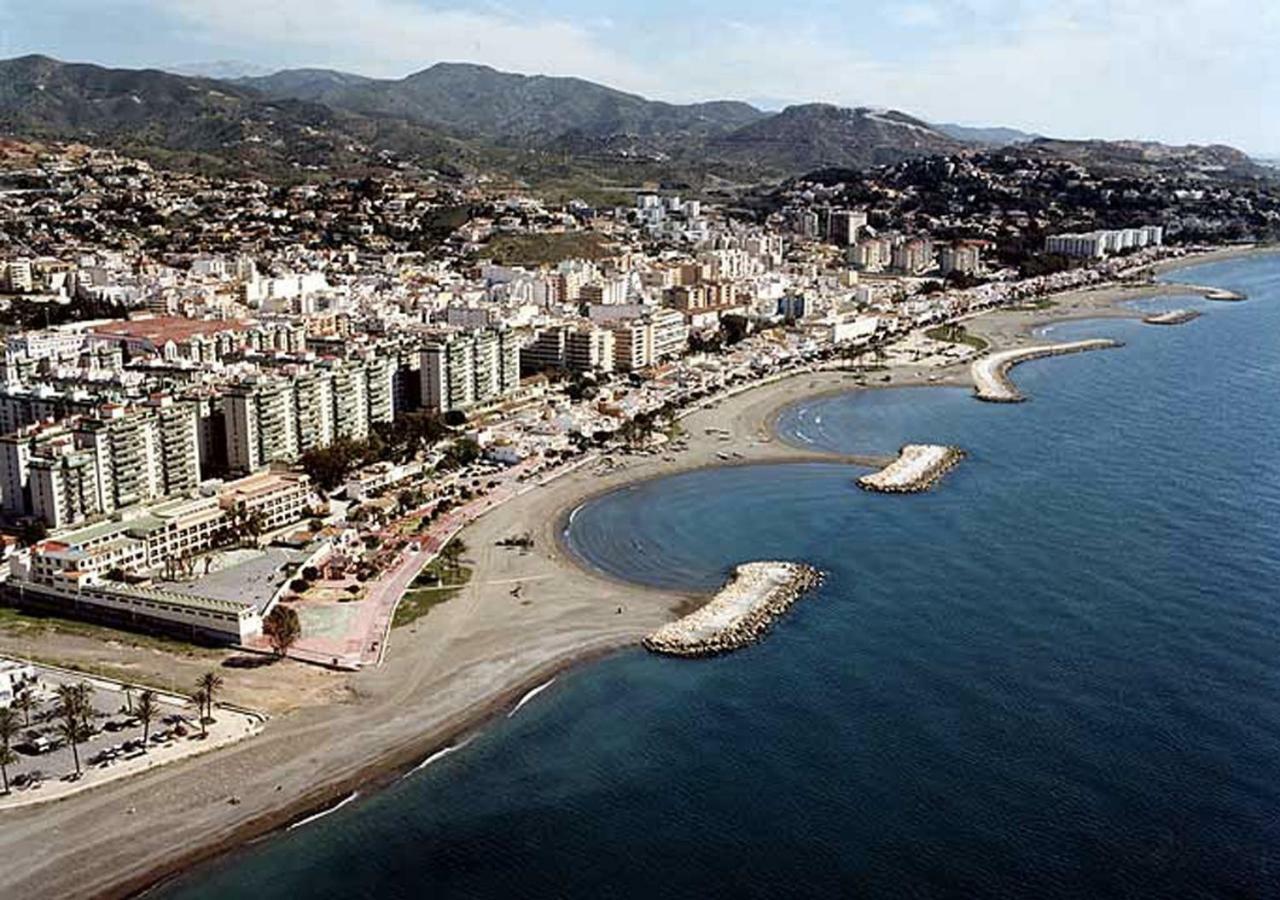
<box><xmin>159</xmin><ymin>0</ymin><xmax>659</xmax><ymax>88</ymax></box>
<box><xmin>895</xmin><ymin>3</ymin><xmax>945</xmax><ymax>27</ymax></box>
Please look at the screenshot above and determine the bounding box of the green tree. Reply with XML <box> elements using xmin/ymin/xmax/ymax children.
<box><xmin>196</xmin><ymin>671</ymin><xmax>223</xmax><ymax>722</ymax></box>
<box><xmin>55</xmin><ymin>682</ymin><xmax>93</xmax><ymax>777</ymax></box>
<box><xmin>12</xmin><ymin>688</ymin><xmax>35</xmax><ymax>727</ymax></box>
<box><xmin>191</xmin><ymin>690</ymin><xmax>208</xmax><ymax>738</ymax></box>
<box><xmin>136</xmin><ymin>690</ymin><xmax>158</xmax><ymax>752</ymax></box>
<box><xmin>0</xmin><ymin>705</ymin><xmax>19</xmax><ymax>794</ymax></box>
<box><xmin>263</xmin><ymin>606</ymin><xmax>302</xmax><ymax>658</ymax></box>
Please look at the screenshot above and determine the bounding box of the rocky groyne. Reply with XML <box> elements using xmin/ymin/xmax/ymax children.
<box><xmin>1143</xmin><ymin>308</ymin><xmax>1202</xmax><ymax>325</ymax></box>
<box><xmin>857</xmin><ymin>444</ymin><xmax>965</xmax><ymax>493</ymax></box>
<box><xmin>643</xmin><ymin>562</ymin><xmax>823</xmax><ymax>658</ymax></box>
<box><xmin>972</xmin><ymin>340</ymin><xmax>1122</xmax><ymax>403</ymax></box>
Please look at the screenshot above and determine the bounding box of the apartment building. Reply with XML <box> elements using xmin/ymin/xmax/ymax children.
<box><xmin>420</xmin><ymin>330</ymin><xmax>521</xmax><ymax>414</ymax></box>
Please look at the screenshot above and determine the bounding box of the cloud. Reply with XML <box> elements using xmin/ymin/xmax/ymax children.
<box><xmin>894</xmin><ymin>3</ymin><xmax>945</xmax><ymax>27</ymax></box>
<box><xmin>158</xmin><ymin>0</ymin><xmax>658</xmax><ymax>88</ymax></box>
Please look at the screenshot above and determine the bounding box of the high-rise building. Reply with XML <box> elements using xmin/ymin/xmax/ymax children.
<box><xmin>224</xmin><ymin>380</ymin><xmax>299</xmax><ymax>475</ymax></box>
<box><xmin>420</xmin><ymin>330</ymin><xmax>522</xmax><ymax>414</ymax></box>
<box><xmin>292</xmin><ymin>370</ymin><xmax>335</xmax><ymax>454</ymax></box>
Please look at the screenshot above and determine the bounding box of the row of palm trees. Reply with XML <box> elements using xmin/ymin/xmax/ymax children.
<box><xmin>0</xmin><ymin>669</ymin><xmax>226</xmax><ymax>794</ymax></box>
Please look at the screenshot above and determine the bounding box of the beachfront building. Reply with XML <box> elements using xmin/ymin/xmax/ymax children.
<box><xmin>1044</xmin><ymin>226</ymin><xmax>1164</xmax><ymax>258</ymax></box>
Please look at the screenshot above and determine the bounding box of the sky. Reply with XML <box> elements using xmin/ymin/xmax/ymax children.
<box><xmin>2</xmin><ymin>0</ymin><xmax>1278</xmax><ymax>154</ymax></box>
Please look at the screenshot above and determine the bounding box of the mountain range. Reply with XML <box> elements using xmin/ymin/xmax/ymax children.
<box><xmin>0</xmin><ymin>54</ymin><xmax>1263</xmax><ymax>187</ymax></box>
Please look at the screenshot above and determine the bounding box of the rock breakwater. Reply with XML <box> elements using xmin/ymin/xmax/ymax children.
<box><xmin>643</xmin><ymin>562</ymin><xmax>823</xmax><ymax>657</ymax></box>
<box><xmin>857</xmin><ymin>444</ymin><xmax>965</xmax><ymax>493</ymax></box>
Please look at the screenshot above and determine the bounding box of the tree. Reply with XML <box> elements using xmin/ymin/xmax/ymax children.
<box><xmin>12</xmin><ymin>688</ymin><xmax>35</xmax><ymax>727</ymax></box>
<box><xmin>196</xmin><ymin>671</ymin><xmax>223</xmax><ymax>722</ymax></box>
<box><xmin>720</xmin><ymin>314</ymin><xmax>750</xmax><ymax>346</ymax></box>
<box><xmin>191</xmin><ymin>690</ymin><xmax>208</xmax><ymax>738</ymax></box>
<box><xmin>0</xmin><ymin>706</ymin><xmax>19</xmax><ymax>794</ymax></box>
<box><xmin>136</xmin><ymin>690</ymin><xmax>158</xmax><ymax>752</ymax></box>
<box><xmin>439</xmin><ymin>538</ymin><xmax>468</xmax><ymax>581</ymax></box>
<box><xmin>19</xmin><ymin>519</ymin><xmax>47</xmax><ymax>547</ymax></box>
<box><xmin>55</xmin><ymin>683</ymin><xmax>92</xmax><ymax>778</ymax></box>
<box><xmin>263</xmin><ymin>606</ymin><xmax>302</xmax><ymax>658</ymax></box>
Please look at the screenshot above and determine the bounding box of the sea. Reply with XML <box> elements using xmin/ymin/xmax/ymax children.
<box><xmin>158</xmin><ymin>253</ymin><xmax>1280</xmax><ymax>899</ymax></box>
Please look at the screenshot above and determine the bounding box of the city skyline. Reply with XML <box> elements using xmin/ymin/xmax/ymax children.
<box><xmin>3</xmin><ymin>0</ymin><xmax>1279</xmax><ymax>154</ymax></box>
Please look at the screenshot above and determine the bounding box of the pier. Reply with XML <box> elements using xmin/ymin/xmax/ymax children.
<box><xmin>857</xmin><ymin>444</ymin><xmax>964</xmax><ymax>493</ymax></box>
<box><xmin>971</xmin><ymin>340</ymin><xmax>1122</xmax><ymax>403</ymax></box>
<box><xmin>643</xmin><ymin>562</ymin><xmax>823</xmax><ymax>657</ymax></box>
<box><xmin>1143</xmin><ymin>309</ymin><xmax>1202</xmax><ymax>325</ymax></box>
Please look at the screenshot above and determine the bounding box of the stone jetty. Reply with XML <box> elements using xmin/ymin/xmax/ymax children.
<box><xmin>1143</xmin><ymin>308</ymin><xmax>1202</xmax><ymax>325</ymax></box>
<box><xmin>971</xmin><ymin>339</ymin><xmax>1122</xmax><ymax>403</ymax></box>
<box><xmin>643</xmin><ymin>562</ymin><xmax>823</xmax><ymax>658</ymax></box>
<box><xmin>857</xmin><ymin>444</ymin><xmax>964</xmax><ymax>493</ymax></box>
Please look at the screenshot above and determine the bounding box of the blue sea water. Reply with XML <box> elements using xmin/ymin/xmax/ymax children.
<box><xmin>160</xmin><ymin>253</ymin><xmax>1280</xmax><ymax>899</ymax></box>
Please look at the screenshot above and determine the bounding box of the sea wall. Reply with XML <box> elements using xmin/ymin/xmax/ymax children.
<box><xmin>971</xmin><ymin>339</ymin><xmax>1122</xmax><ymax>403</ymax></box>
<box><xmin>643</xmin><ymin>562</ymin><xmax>823</xmax><ymax>658</ymax></box>
<box><xmin>857</xmin><ymin>444</ymin><xmax>965</xmax><ymax>494</ymax></box>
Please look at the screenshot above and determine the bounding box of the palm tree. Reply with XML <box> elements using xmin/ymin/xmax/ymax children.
<box><xmin>191</xmin><ymin>690</ymin><xmax>208</xmax><ymax>739</ymax></box>
<box><xmin>55</xmin><ymin>684</ymin><xmax>90</xmax><ymax>778</ymax></box>
<box><xmin>12</xmin><ymin>687</ymin><xmax>35</xmax><ymax>727</ymax></box>
<box><xmin>135</xmin><ymin>690</ymin><xmax>158</xmax><ymax>752</ymax></box>
<box><xmin>0</xmin><ymin>706</ymin><xmax>19</xmax><ymax>794</ymax></box>
<box><xmin>196</xmin><ymin>671</ymin><xmax>223</xmax><ymax>722</ymax></box>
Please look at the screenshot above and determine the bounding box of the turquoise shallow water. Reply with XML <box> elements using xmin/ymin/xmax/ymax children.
<box><xmin>161</xmin><ymin>253</ymin><xmax>1280</xmax><ymax>899</ymax></box>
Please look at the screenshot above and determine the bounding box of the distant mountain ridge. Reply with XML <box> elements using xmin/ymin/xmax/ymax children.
<box><xmin>0</xmin><ymin>55</ymin><xmax>478</xmax><ymax>176</ymax></box>
<box><xmin>933</xmin><ymin>123</ymin><xmax>1041</xmax><ymax>145</ymax></box>
<box><xmin>709</xmin><ymin>104</ymin><xmax>965</xmax><ymax>171</ymax></box>
<box><xmin>240</xmin><ymin>62</ymin><xmax>768</xmax><ymax>149</ymax></box>
<box><xmin>0</xmin><ymin>55</ymin><xmax>1264</xmax><ymax>185</ymax></box>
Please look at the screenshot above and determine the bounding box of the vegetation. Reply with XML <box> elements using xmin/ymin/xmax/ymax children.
<box><xmin>299</xmin><ymin>413</ymin><xmax>451</xmax><ymax>491</ymax></box>
<box><xmin>135</xmin><ymin>690</ymin><xmax>157</xmax><ymax>752</ymax></box>
<box><xmin>196</xmin><ymin>671</ymin><xmax>223</xmax><ymax>722</ymax></box>
<box><xmin>925</xmin><ymin>324</ymin><xmax>989</xmax><ymax>352</ymax></box>
<box><xmin>0</xmin><ymin>705</ymin><xmax>18</xmax><ymax>794</ymax></box>
<box><xmin>478</xmin><ymin>231</ymin><xmax>615</xmax><ymax>267</ymax></box>
<box><xmin>393</xmin><ymin>539</ymin><xmax>472</xmax><ymax>628</ymax></box>
<box><xmin>191</xmin><ymin>690</ymin><xmax>208</xmax><ymax>738</ymax></box>
<box><xmin>54</xmin><ymin>682</ymin><xmax>93</xmax><ymax>777</ymax></box>
<box><xmin>12</xmin><ymin>688</ymin><xmax>35</xmax><ymax>727</ymax></box>
<box><xmin>0</xmin><ymin>606</ymin><xmax>220</xmax><ymax>657</ymax></box>
<box><xmin>263</xmin><ymin>606</ymin><xmax>302</xmax><ymax>658</ymax></box>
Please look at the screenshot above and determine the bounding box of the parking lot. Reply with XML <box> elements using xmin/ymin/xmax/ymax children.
<box><xmin>3</xmin><ymin>660</ymin><xmax>261</xmax><ymax>803</ymax></box>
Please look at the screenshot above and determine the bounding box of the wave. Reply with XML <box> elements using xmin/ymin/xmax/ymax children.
<box><xmin>288</xmin><ymin>791</ymin><xmax>359</xmax><ymax>831</ymax></box>
<box><xmin>508</xmin><ymin>678</ymin><xmax>557</xmax><ymax>718</ymax></box>
<box><xmin>404</xmin><ymin>738</ymin><xmax>474</xmax><ymax>779</ymax></box>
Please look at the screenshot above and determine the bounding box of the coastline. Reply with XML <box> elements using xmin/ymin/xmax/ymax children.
<box><xmin>0</xmin><ymin>243</ymin><xmax>1268</xmax><ymax>900</ymax></box>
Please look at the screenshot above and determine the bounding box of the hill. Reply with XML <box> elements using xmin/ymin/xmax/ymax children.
<box><xmin>0</xmin><ymin>55</ymin><xmax>477</xmax><ymax>177</ymax></box>
<box><xmin>933</xmin><ymin>123</ymin><xmax>1041</xmax><ymax>145</ymax></box>
<box><xmin>243</xmin><ymin>62</ymin><xmax>767</xmax><ymax>152</ymax></box>
<box><xmin>707</xmin><ymin>104</ymin><xmax>965</xmax><ymax>172</ymax></box>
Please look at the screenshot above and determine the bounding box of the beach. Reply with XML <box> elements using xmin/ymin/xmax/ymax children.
<box><xmin>0</xmin><ymin>244</ymin><xmax>1265</xmax><ymax>900</ymax></box>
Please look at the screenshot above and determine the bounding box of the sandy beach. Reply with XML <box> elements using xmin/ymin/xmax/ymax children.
<box><xmin>0</xmin><ymin>244</ymin><xmax>1266</xmax><ymax>900</ymax></box>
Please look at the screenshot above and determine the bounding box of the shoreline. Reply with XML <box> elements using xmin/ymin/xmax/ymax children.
<box><xmin>1</xmin><ymin>243</ymin><xmax>1269</xmax><ymax>900</ymax></box>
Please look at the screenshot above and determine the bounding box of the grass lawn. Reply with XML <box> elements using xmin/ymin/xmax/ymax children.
<box><xmin>925</xmin><ymin>324</ymin><xmax>990</xmax><ymax>352</ymax></box>
<box><xmin>393</xmin><ymin>557</ymin><xmax>473</xmax><ymax>628</ymax></box>
<box><xmin>0</xmin><ymin>605</ymin><xmax>220</xmax><ymax>657</ymax></box>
